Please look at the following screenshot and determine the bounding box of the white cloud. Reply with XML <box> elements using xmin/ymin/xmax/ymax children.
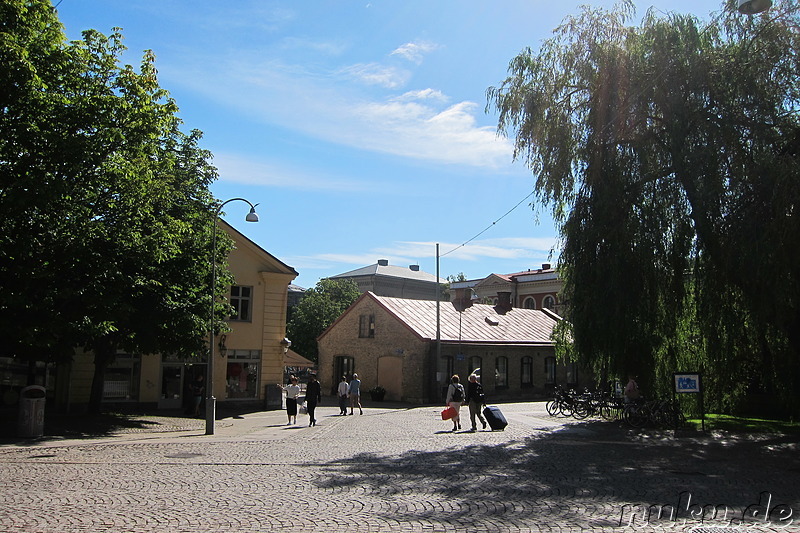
<box><xmin>280</xmin><ymin>37</ymin><xmax>348</xmax><ymax>56</ymax></box>
<box><xmin>338</xmin><ymin>63</ymin><xmax>410</xmax><ymax>88</ymax></box>
<box><xmin>136</xmin><ymin>4</ymin><xmax>296</xmax><ymax>34</ymax></box>
<box><xmin>391</xmin><ymin>41</ymin><xmax>439</xmax><ymax>64</ymax></box>
<box><xmin>400</xmin><ymin>237</ymin><xmax>557</xmax><ymax>262</ymax></box>
<box><xmin>164</xmin><ymin>53</ymin><xmax>514</xmax><ymax>171</ymax></box>
<box><xmin>392</xmin><ymin>88</ymin><xmax>449</xmax><ymax>103</ymax></box>
<box><xmin>340</xmin><ymin>100</ymin><xmax>513</xmax><ymax>167</ymax></box>
<box><xmin>288</xmin><ymin>236</ymin><xmax>557</xmax><ymax>276</ymax></box>
<box><xmin>212</xmin><ymin>152</ymin><xmax>369</xmax><ymax>192</ymax></box>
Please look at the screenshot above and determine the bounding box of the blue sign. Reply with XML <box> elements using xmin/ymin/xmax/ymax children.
<box><xmin>674</xmin><ymin>373</ymin><xmax>701</xmax><ymax>393</ymax></box>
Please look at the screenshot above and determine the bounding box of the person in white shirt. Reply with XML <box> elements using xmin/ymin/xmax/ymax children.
<box><xmin>337</xmin><ymin>376</ymin><xmax>349</xmax><ymax>415</ymax></box>
<box><xmin>278</xmin><ymin>375</ymin><xmax>301</xmax><ymax>425</ymax></box>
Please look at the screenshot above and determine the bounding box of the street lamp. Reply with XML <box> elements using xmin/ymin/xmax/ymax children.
<box><xmin>738</xmin><ymin>0</ymin><xmax>771</xmax><ymax>14</ymax></box>
<box><xmin>206</xmin><ymin>198</ymin><xmax>259</xmax><ymax>435</ymax></box>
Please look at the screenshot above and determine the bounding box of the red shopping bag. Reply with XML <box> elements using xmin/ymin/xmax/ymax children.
<box><xmin>441</xmin><ymin>406</ymin><xmax>456</xmax><ymax>420</ymax></box>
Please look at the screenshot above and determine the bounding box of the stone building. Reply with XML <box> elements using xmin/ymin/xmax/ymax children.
<box><xmin>450</xmin><ymin>264</ymin><xmax>564</xmax><ymax>316</ymax></box>
<box><xmin>329</xmin><ymin>259</ymin><xmax>445</xmax><ymax>301</ymax></box>
<box><xmin>317</xmin><ymin>291</ymin><xmax>588</xmax><ymax>404</ymax></box>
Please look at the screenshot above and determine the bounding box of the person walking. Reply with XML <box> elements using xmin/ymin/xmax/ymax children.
<box><xmin>446</xmin><ymin>374</ymin><xmax>465</xmax><ymax>432</ymax></box>
<box><xmin>348</xmin><ymin>373</ymin><xmax>363</xmax><ymax>415</ymax></box>
<box><xmin>624</xmin><ymin>375</ymin><xmax>641</xmax><ymax>403</ymax></box>
<box><xmin>305</xmin><ymin>374</ymin><xmax>322</xmax><ymax>426</ymax></box>
<box><xmin>337</xmin><ymin>375</ymin><xmax>349</xmax><ymax>415</ymax></box>
<box><xmin>277</xmin><ymin>375</ymin><xmax>301</xmax><ymax>425</ymax></box>
<box><xmin>465</xmin><ymin>373</ymin><xmax>487</xmax><ymax>432</ymax></box>
<box><xmin>190</xmin><ymin>374</ymin><xmax>205</xmax><ymax>417</ymax></box>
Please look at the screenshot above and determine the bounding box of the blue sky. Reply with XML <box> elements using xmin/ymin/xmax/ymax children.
<box><xmin>57</xmin><ymin>0</ymin><xmax>726</xmax><ymax>289</ymax></box>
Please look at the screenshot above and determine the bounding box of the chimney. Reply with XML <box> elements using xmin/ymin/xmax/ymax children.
<box><xmin>377</xmin><ymin>259</ymin><xmax>389</xmax><ymax>266</ymax></box>
<box><xmin>409</xmin><ymin>264</ymin><xmax>420</xmax><ymax>271</ymax></box>
<box><xmin>453</xmin><ymin>287</ymin><xmax>474</xmax><ymax>311</ymax></box>
<box><xmin>496</xmin><ymin>291</ymin><xmax>513</xmax><ymax>314</ymax></box>
<box><xmin>542</xmin><ymin>263</ymin><xmax>551</xmax><ymax>270</ymax></box>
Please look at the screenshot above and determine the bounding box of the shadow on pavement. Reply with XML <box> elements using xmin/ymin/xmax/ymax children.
<box><xmin>0</xmin><ymin>402</ymin><xmax>278</xmax><ymax>444</ymax></box>
<box><xmin>315</xmin><ymin>417</ymin><xmax>800</xmax><ymax>530</ymax></box>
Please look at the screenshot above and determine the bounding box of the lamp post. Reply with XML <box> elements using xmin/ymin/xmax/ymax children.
<box><xmin>206</xmin><ymin>198</ymin><xmax>259</xmax><ymax>435</ymax></box>
<box><xmin>738</xmin><ymin>0</ymin><xmax>771</xmax><ymax>14</ymax></box>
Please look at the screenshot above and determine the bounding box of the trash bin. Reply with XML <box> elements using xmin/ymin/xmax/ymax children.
<box><xmin>18</xmin><ymin>385</ymin><xmax>46</xmax><ymax>438</ymax></box>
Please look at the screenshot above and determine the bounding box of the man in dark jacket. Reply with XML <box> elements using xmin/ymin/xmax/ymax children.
<box><xmin>305</xmin><ymin>374</ymin><xmax>322</xmax><ymax>426</ymax></box>
<box><xmin>465</xmin><ymin>373</ymin><xmax>487</xmax><ymax>432</ymax></box>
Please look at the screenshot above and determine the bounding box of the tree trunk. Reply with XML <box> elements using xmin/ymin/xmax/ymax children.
<box><xmin>88</xmin><ymin>337</ymin><xmax>115</xmax><ymax>414</ymax></box>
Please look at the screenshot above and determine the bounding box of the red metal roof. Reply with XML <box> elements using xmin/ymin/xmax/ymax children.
<box><xmin>371</xmin><ymin>293</ymin><xmax>558</xmax><ymax>345</ymax></box>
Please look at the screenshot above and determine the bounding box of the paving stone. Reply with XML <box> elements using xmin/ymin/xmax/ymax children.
<box><xmin>0</xmin><ymin>402</ymin><xmax>797</xmax><ymax>532</ymax></box>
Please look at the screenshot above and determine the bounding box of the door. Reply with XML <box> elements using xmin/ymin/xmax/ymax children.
<box><xmin>159</xmin><ymin>364</ymin><xmax>184</xmax><ymax>409</ymax></box>
<box><xmin>377</xmin><ymin>356</ymin><xmax>402</xmax><ymax>401</ymax></box>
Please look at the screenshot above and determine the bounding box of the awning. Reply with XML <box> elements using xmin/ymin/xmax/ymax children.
<box><xmin>283</xmin><ymin>349</ymin><xmax>315</xmax><ymax>368</ymax></box>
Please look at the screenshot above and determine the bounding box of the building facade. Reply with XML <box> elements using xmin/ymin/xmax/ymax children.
<box><xmin>329</xmin><ymin>259</ymin><xmax>445</xmax><ymax>301</ymax></box>
<box><xmin>317</xmin><ymin>291</ymin><xmax>588</xmax><ymax>405</ymax></box>
<box><xmin>451</xmin><ymin>264</ymin><xmax>564</xmax><ymax>316</ymax></box>
<box><xmin>2</xmin><ymin>219</ymin><xmax>297</xmax><ymax>414</ymax></box>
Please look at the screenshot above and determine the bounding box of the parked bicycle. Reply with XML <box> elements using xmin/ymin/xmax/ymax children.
<box><xmin>546</xmin><ymin>385</ymin><xmax>578</xmax><ymax>418</ymax></box>
<box><xmin>546</xmin><ymin>386</ymin><xmax>684</xmax><ymax>429</ymax></box>
<box><xmin>622</xmin><ymin>398</ymin><xmax>686</xmax><ymax>429</ymax></box>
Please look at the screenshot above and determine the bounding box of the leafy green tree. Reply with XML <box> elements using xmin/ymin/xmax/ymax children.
<box><xmin>286</xmin><ymin>278</ymin><xmax>361</xmax><ymax>362</ymax></box>
<box><xmin>488</xmin><ymin>0</ymin><xmax>800</xmax><ymax>412</ymax></box>
<box><xmin>441</xmin><ymin>272</ymin><xmax>467</xmax><ymax>301</ymax></box>
<box><xmin>1</xmin><ymin>0</ymin><xmax>223</xmax><ymax>411</ymax></box>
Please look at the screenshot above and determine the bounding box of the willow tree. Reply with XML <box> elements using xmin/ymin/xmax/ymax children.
<box><xmin>487</xmin><ymin>0</ymin><xmax>800</xmax><ymax>413</ymax></box>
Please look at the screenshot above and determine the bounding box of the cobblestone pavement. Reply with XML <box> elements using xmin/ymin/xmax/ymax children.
<box><xmin>0</xmin><ymin>401</ymin><xmax>798</xmax><ymax>532</ymax></box>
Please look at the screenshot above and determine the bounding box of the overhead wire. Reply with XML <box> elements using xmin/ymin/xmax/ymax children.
<box><xmin>440</xmin><ymin>9</ymin><xmax>730</xmax><ymax>262</ymax></box>
<box><xmin>440</xmin><ymin>190</ymin><xmax>535</xmax><ymax>258</ymax></box>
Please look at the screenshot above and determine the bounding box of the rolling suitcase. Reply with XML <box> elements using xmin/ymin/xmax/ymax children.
<box><xmin>483</xmin><ymin>405</ymin><xmax>508</xmax><ymax>431</ymax></box>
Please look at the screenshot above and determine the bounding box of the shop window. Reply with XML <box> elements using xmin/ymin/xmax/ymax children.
<box><xmin>0</xmin><ymin>358</ymin><xmax>55</xmax><ymax>405</ymax></box>
<box><xmin>226</xmin><ymin>349</ymin><xmax>261</xmax><ymax>399</ymax></box>
<box><xmin>230</xmin><ymin>285</ymin><xmax>253</xmax><ymax>321</ymax></box>
<box><xmin>103</xmin><ymin>353</ymin><xmax>141</xmax><ymax>401</ymax></box>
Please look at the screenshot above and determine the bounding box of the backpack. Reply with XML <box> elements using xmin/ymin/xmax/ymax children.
<box><xmin>475</xmin><ymin>384</ymin><xmax>486</xmax><ymax>404</ymax></box>
<box><xmin>452</xmin><ymin>384</ymin><xmax>464</xmax><ymax>402</ymax></box>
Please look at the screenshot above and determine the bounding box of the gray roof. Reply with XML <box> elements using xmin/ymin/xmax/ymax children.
<box><xmin>371</xmin><ymin>293</ymin><xmax>558</xmax><ymax>345</ymax></box>
<box><xmin>331</xmin><ymin>261</ymin><xmax>445</xmax><ymax>283</ymax></box>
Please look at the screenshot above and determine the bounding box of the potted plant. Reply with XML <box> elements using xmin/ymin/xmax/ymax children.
<box><xmin>368</xmin><ymin>385</ymin><xmax>386</xmax><ymax>401</ymax></box>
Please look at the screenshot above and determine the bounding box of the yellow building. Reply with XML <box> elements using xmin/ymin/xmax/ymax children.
<box><xmin>17</xmin><ymin>219</ymin><xmax>298</xmax><ymax>414</ymax></box>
